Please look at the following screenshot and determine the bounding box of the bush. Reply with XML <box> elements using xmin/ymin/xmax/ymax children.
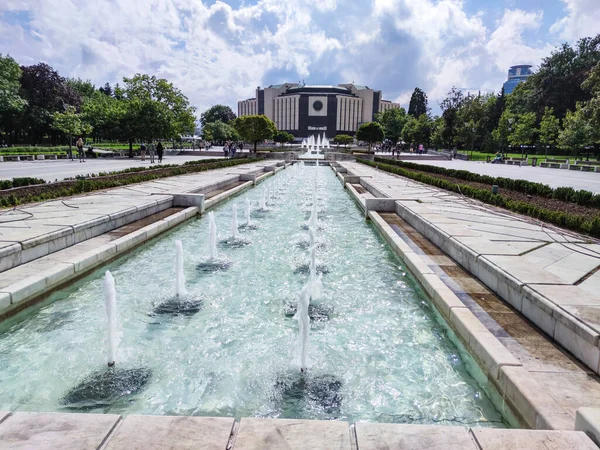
<box><xmin>374</xmin><ymin>157</ymin><xmax>600</xmax><ymax>208</ymax></box>
<box><xmin>361</xmin><ymin>159</ymin><xmax>600</xmax><ymax>238</ymax></box>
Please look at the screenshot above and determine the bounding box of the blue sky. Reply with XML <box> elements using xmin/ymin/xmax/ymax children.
<box><xmin>1</xmin><ymin>0</ymin><xmax>599</xmax><ymax>116</ymax></box>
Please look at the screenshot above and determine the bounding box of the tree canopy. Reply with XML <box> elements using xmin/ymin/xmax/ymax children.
<box><xmin>375</xmin><ymin>107</ymin><xmax>408</xmax><ymax>144</ymax></box>
<box><xmin>233</xmin><ymin>115</ymin><xmax>277</xmax><ymax>152</ymax></box>
<box><xmin>201</xmin><ymin>104</ymin><xmax>236</xmax><ymax>126</ymax></box>
<box><xmin>356</xmin><ymin>121</ymin><xmax>384</xmax><ymax>152</ymax></box>
<box><xmin>408</xmin><ymin>88</ymin><xmax>428</xmax><ymax>117</ymax></box>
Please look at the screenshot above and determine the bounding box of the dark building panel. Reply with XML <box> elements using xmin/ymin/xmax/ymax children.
<box><xmin>327</xmin><ymin>96</ymin><xmax>337</xmax><ymax>138</ymax></box>
<box><xmin>372</xmin><ymin>91</ymin><xmax>381</xmax><ymax>120</ymax></box>
<box><xmin>258</xmin><ymin>90</ymin><xmax>264</xmax><ymax>115</ymax></box>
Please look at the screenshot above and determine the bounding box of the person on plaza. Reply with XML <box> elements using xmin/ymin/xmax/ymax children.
<box><xmin>239</xmin><ymin>142</ymin><xmax>244</xmax><ymax>153</ymax></box>
<box><xmin>492</xmin><ymin>151</ymin><xmax>503</xmax><ymax>164</ymax></box>
<box><xmin>76</xmin><ymin>137</ymin><xmax>85</xmax><ymax>162</ymax></box>
<box><xmin>140</xmin><ymin>143</ymin><xmax>147</xmax><ymax>161</ymax></box>
<box><xmin>223</xmin><ymin>141</ymin><xmax>229</xmax><ymax>158</ymax></box>
<box><xmin>230</xmin><ymin>143</ymin><xmax>237</xmax><ymax>158</ymax></box>
<box><xmin>157</xmin><ymin>141</ymin><xmax>164</xmax><ymax>163</ymax></box>
<box><xmin>149</xmin><ymin>141</ymin><xmax>156</xmax><ymax>164</ymax></box>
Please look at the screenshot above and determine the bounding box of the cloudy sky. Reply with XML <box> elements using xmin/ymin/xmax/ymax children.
<box><xmin>1</xmin><ymin>0</ymin><xmax>599</xmax><ymax>116</ymax></box>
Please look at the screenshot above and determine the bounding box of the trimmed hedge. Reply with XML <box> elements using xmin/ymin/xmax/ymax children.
<box><xmin>0</xmin><ymin>157</ymin><xmax>262</xmax><ymax>208</ymax></box>
<box><xmin>359</xmin><ymin>159</ymin><xmax>600</xmax><ymax>238</ymax></box>
<box><xmin>374</xmin><ymin>157</ymin><xmax>600</xmax><ymax>208</ymax></box>
<box><xmin>0</xmin><ymin>177</ymin><xmax>47</xmax><ymax>190</ymax></box>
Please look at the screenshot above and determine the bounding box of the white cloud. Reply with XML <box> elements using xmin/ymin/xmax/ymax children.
<box><xmin>551</xmin><ymin>0</ymin><xmax>600</xmax><ymax>41</ymax></box>
<box><xmin>0</xmin><ymin>0</ymin><xmax>592</xmax><ymax>115</ymax></box>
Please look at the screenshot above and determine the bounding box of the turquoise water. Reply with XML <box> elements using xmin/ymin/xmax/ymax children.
<box><xmin>0</xmin><ymin>165</ymin><xmax>507</xmax><ymax>426</ymax></box>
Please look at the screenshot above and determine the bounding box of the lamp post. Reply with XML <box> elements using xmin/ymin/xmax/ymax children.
<box><xmin>507</xmin><ymin>118</ymin><xmax>514</xmax><ymax>157</ymax></box>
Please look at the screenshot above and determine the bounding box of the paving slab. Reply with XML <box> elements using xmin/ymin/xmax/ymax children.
<box><xmin>104</xmin><ymin>415</ymin><xmax>233</xmax><ymax>450</ymax></box>
<box><xmin>355</xmin><ymin>423</ymin><xmax>478</xmax><ymax>450</ymax></box>
<box><xmin>233</xmin><ymin>418</ymin><xmax>351</xmax><ymax>450</ymax></box>
<box><xmin>0</xmin><ymin>411</ymin><xmax>120</xmax><ymax>450</ymax></box>
<box><xmin>471</xmin><ymin>428</ymin><xmax>597</xmax><ymax>449</ymax></box>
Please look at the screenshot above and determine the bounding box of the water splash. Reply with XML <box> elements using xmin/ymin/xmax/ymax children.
<box><xmin>231</xmin><ymin>204</ymin><xmax>239</xmax><ymax>240</ymax></box>
<box><xmin>208</xmin><ymin>212</ymin><xmax>217</xmax><ymax>260</ymax></box>
<box><xmin>104</xmin><ymin>271</ymin><xmax>119</xmax><ymax>367</ymax></box>
<box><xmin>245</xmin><ymin>198</ymin><xmax>251</xmax><ymax>226</ymax></box>
<box><xmin>259</xmin><ymin>187</ymin><xmax>267</xmax><ymax>210</ymax></box>
<box><xmin>175</xmin><ymin>240</ymin><xmax>187</xmax><ymax>297</ymax></box>
<box><xmin>293</xmin><ymin>284</ymin><xmax>311</xmax><ymax>372</ymax></box>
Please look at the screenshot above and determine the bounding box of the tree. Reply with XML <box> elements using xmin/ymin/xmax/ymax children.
<box><xmin>492</xmin><ymin>110</ymin><xmax>515</xmax><ymax>153</ymax></box>
<box><xmin>356</xmin><ymin>121</ymin><xmax>384</xmax><ymax>152</ymax></box>
<box><xmin>375</xmin><ymin>107</ymin><xmax>408</xmax><ymax>144</ymax></box>
<box><xmin>440</xmin><ymin>87</ymin><xmax>465</xmax><ymax>149</ymax></box>
<box><xmin>99</xmin><ymin>82</ymin><xmax>113</xmax><ymax>97</ymax></box>
<box><xmin>408</xmin><ymin>88</ymin><xmax>428</xmax><ymax>117</ymax></box>
<box><xmin>0</xmin><ymin>54</ymin><xmax>27</xmax><ymax>136</ymax></box>
<box><xmin>274</xmin><ymin>131</ymin><xmax>294</xmax><ymax>147</ymax></box>
<box><xmin>67</xmin><ymin>78</ymin><xmax>96</xmax><ymax>100</ymax></box>
<box><xmin>509</xmin><ymin>112</ymin><xmax>538</xmax><ymax>153</ymax></box>
<box><xmin>81</xmin><ymin>90</ymin><xmax>125</xmax><ymax>142</ymax></box>
<box><xmin>52</xmin><ymin>106</ymin><xmax>92</xmax><ymax>153</ymax></box>
<box><xmin>201</xmin><ymin>105</ymin><xmax>236</xmax><ymax>126</ymax></box>
<box><xmin>202</xmin><ymin>120</ymin><xmax>238</xmax><ymax>143</ymax></box>
<box><xmin>539</xmin><ymin>107</ymin><xmax>561</xmax><ymax>156</ymax></box>
<box><xmin>559</xmin><ymin>103</ymin><xmax>596</xmax><ymax>157</ymax></box>
<box><xmin>333</xmin><ymin>134</ymin><xmax>353</xmax><ymax>148</ymax></box>
<box><xmin>120</xmin><ymin>74</ymin><xmax>196</xmax><ymax>156</ymax></box>
<box><xmin>19</xmin><ymin>63</ymin><xmax>82</xmax><ymax>144</ymax></box>
<box><xmin>233</xmin><ymin>115</ymin><xmax>277</xmax><ymax>152</ymax></box>
<box><xmin>430</xmin><ymin>117</ymin><xmax>445</xmax><ymax>150</ymax></box>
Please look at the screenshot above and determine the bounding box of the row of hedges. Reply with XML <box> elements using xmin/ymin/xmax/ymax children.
<box><xmin>359</xmin><ymin>159</ymin><xmax>600</xmax><ymax>238</ymax></box>
<box><xmin>0</xmin><ymin>157</ymin><xmax>261</xmax><ymax>208</ymax></box>
<box><xmin>374</xmin><ymin>157</ymin><xmax>600</xmax><ymax>208</ymax></box>
<box><xmin>0</xmin><ymin>177</ymin><xmax>47</xmax><ymax>190</ymax></box>
<box><xmin>0</xmin><ymin>146</ymin><xmax>71</xmax><ymax>154</ymax></box>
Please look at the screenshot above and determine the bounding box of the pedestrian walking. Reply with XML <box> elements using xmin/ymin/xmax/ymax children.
<box><xmin>231</xmin><ymin>143</ymin><xmax>237</xmax><ymax>158</ymax></box>
<box><xmin>140</xmin><ymin>143</ymin><xmax>147</xmax><ymax>161</ymax></box>
<box><xmin>76</xmin><ymin>137</ymin><xmax>85</xmax><ymax>162</ymax></box>
<box><xmin>157</xmin><ymin>142</ymin><xmax>164</xmax><ymax>163</ymax></box>
<box><xmin>223</xmin><ymin>142</ymin><xmax>229</xmax><ymax>158</ymax></box>
<box><xmin>149</xmin><ymin>142</ymin><xmax>156</xmax><ymax>164</ymax></box>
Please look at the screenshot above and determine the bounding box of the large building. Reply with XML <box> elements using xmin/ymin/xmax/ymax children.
<box><xmin>503</xmin><ymin>65</ymin><xmax>533</xmax><ymax>95</ymax></box>
<box><xmin>237</xmin><ymin>83</ymin><xmax>400</xmax><ymax>138</ymax></box>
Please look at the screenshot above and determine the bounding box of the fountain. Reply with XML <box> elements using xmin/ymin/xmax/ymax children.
<box><xmin>221</xmin><ymin>204</ymin><xmax>250</xmax><ymax>248</ymax></box>
<box><xmin>259</xmin><ymin>187</ymin><xmax>267</xmax><ymax>210</ymax></box>
<box><xmin>152</xmin><ymin>241</ymin><xmax>203</xmax><ymax>316</ymax></box>
<box><xmin>61</xmin><ymin>271</ymin><xmax>152</xmax><ymax>410</ymax></box>
<box><xmin>197</xmin><ymin>212</ymin><xmax>232</xmax><ymax>273</ymax></box>
<box><xmin>231</xmin><ymin>204</ymin><xmax>239</xmax><ymax>240</ymax></box>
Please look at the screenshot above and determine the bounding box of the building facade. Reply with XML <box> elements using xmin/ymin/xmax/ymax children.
<box><xmin>237</xmin><ymin>83</ymin><xmax>400</xmax><ymax>138</ymax></box>
<box><xmin>503</xmin><ymin>65</ymin><xmax>534</xmax><ymax>95</ymax></box>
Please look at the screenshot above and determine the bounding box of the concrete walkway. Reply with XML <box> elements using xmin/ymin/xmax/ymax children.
<box><xmin>0</xmin><ymin>411</ymin><xmax>597</xmax><ymax>449</ymax></box>
<box><xmin>0</xmin><ymin>154</ymin><xmax>225</xmax><ymax>182</ymax></box>
<box><xmin>406</xmin><ymin>158</ymin><xmax>600</xmax><ymax>193</ymax></box>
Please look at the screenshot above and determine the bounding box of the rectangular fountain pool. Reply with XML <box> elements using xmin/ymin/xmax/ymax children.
<box><xmin>0</xmin><ymin>164</ymin><xmax>510</xmax><ymax>427</ymax></box>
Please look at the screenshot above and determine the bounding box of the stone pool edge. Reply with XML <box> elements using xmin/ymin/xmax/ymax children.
<box><xmin>337</xmin><ymin>165</ymin><xmax>572</xmax><ymax>431</ymax></box>
<box><xmin>0</xmin><ymin>164</ymin><xmax>287</xmax><ymax>319</ymax></box>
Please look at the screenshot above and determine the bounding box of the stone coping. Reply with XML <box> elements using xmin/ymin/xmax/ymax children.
<box><xmin>0</xmin><ymin>163</ymin><xmax>287</xmax><ymax>319</ymax></box>
<box><xmin>0</xmin><ymin>412</ymin><xmax>596</xmax><ymax>450</ymax></box>
<box><xmin>0</xmin><ymin>161</ymin><xmax>280</xmax><ymax>275</ymax></box>
<box><xmin>337</xmin><ymin>165</ymin><xmax>585</xmax><ymax>430</ymax></box>
<box><xmin>337</xmin><ymin>162</ymin><xmax>600</xmax><ymax>377</ymax></box>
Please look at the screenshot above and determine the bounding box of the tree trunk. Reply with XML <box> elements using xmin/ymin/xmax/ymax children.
<box><xmin>253</xmin><ymin>141</ymin><xmax>257</xmax><ymax>153</ymax></box>
<box><xmin>129</xmin><ymin>138</ymin><xmax>134</xmax><ymax>158</ymax></box>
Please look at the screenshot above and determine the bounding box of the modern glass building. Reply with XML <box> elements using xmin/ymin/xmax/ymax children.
<box><xmin>238</xmin><ymin>83</ymin><xmax>400</xmax><ymax>138</ymax></box>
<box><xmin>503</xmin><ymin>65</ymin><xmax>534</xmax><ymax>95</ymax></box>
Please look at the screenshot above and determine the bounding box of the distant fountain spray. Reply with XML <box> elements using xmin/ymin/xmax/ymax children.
<box><xmin>293</xmin><ymin>284</ymin><xmax>311</xmax><ymax>372</ymax></box>
<box><xmin>104</xmin><ymin>271</ymin><xmax>119</xmax><ymax>367</ymax></box>
<box><xmin>231</xmin><ymin>204</ymin><xmax>239</xmax><ymax>240</ymax></box>
<box><xmin>245</xmin><ymin>198</ymin><xmax>252</xmax><ymax>226</ymax></box>
<box><xmin>208</xmin><ymin>212</ymin><xmax>217</xmax><ymax>260</ymax></box>
<box><xmin>175</xmin><ymin>240</ymin><xmax>186</xmax><ymax>297</ymax></box>
<box><xmin>259</xmin><ymin>187</ymin><xmax>267</xmax><ymax>210</ymax></box>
